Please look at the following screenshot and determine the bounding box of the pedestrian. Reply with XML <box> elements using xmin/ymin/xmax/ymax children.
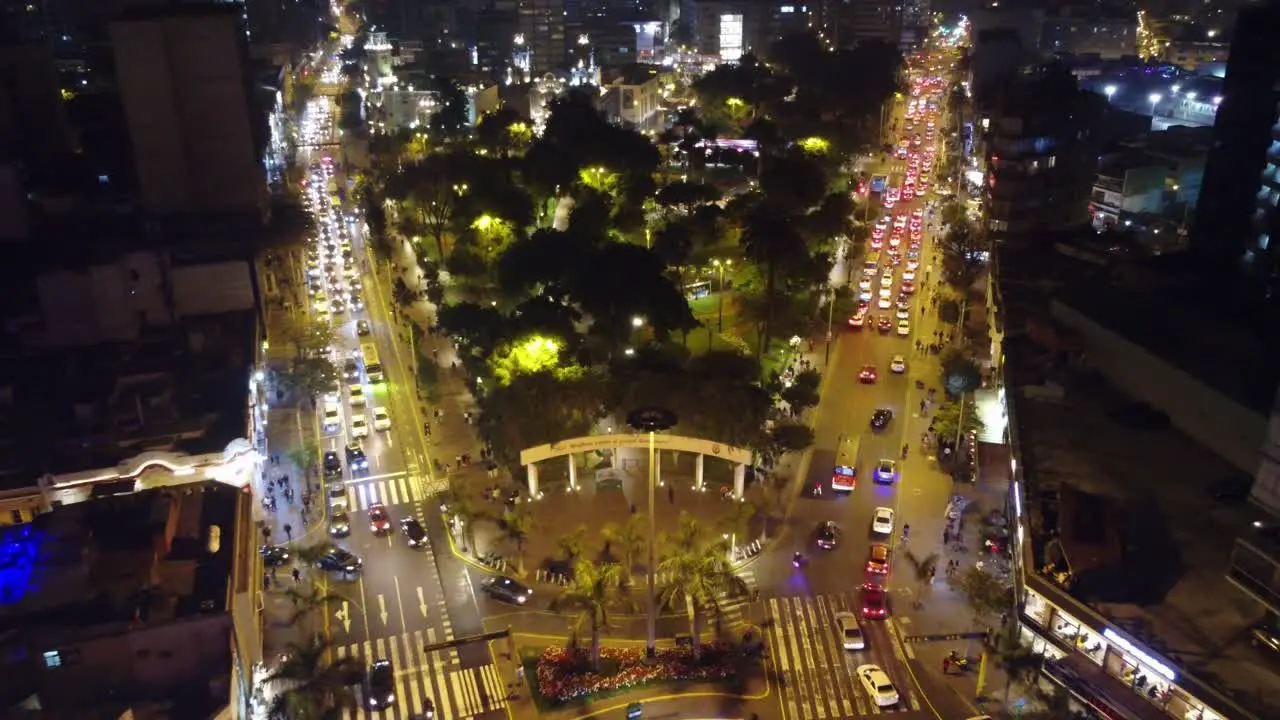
<box><xmin>284</xmin><ymin>523</ymin><xmax>293</xmax><ymax>541</ymax></box>
<box><xmin>263</xmin><ymin>573</ymin><xmax>271</xmax><ymax>591</ymax></box>
<box><xmin>943</xmin><ymin>657</ymin><xmax>951</xmax><ymax>674</ymax></box>
<box><xmin>292</xmin><ymin>567</ymin><xmax>301</xmax><ymax>584</ymax></box>
<box><xmin>668</xmin><ymin>485</ymin><xmax>675</xmax><ymax>504</ymax></box>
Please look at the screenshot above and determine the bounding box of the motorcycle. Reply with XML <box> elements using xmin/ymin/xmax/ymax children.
<box><xmin>792</xmin><ymin>552</ymin><xmax>805</xmax><ymax>568</ymax></box>
<box><xmin>947</xmin><ymin>651</ymin><xmax>970</xmax><ymax>671</ymax></box>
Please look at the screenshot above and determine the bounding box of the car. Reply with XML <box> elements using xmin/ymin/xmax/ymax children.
<box><xmin>847</xmin><ymin>312</ymin><xmax>866</xmax><ymax>329</ymax></box>
<box><xmin>857</xmin><ymin>664</ymin><xmax>899</xmax><ymax>706</ymax></box>
<box><xmin>372</xmin><ymin>406</ymin><xmax>391</xmax><ymax>431</ymax></box>
<box><xmin>329</xmin><ymin>502</ymin><xmax>351</xmax><ymax>537</ymax></box>
<box><xmin>902</xmin><ymin>269</ymin><xmax>916</xmax><ymax>282</ymax></box>
<box><xmin>890</xmin><ymin>355</ymin><xmax>907</xmax><ymax>374</ymax></box>
<box><xmin>878</xmin><ymin>317</ymin><xmax>893</xmax><ymax>333</ymax></box>
<box><xmin>345</xmin><ymin>442</ymin><xmax>369</xmax><ymax>471</ymax></box>
<box><xmin>832</xmin><ymin>464</ymin><xmax>856</xmax><ymax>491</ymax></box>
<box><xmin>896</xmin><ymin>306</ymin><xmax>911</xmax><ymax>320</ymax></box>
<box><xmin>369</xmin><ymin>503</ymin><xmax>392</xmax><ymax>533</ymax></box>
<box><xmin>897</xmin><ymin>320</ymin><xmax>911</xmax><ymax>336</ymax></box>
<box><xmin>836</xmin><ymin>611</ymin><xmax>866</xmax><ymax>650</ymax></box>
<box><xmin>815</xmin><ymin>521</ymin><xmax>840</xmax><ymax>550</ymax></box>
<box><xmin>872</xmin><ymin>507</ymin><xmax>895</xmax><ymax>535</ymax></box>
<box><xmin>880</xmin><ymin>274</ymin><xmax>894</xmax><ymax>288</ymax></box>
<box><xmin>858</xmin><ymin>278</ymin><xmax>873</xmax><ymax>292</ymax></box>
<box><xmin>323</xmin><ymin>450</ymin><xmax>342</xmax><ymax>480</ymax></box>
<box><xmin>901</xmin><ymin>281</ymin><xmax>915</xmax><ymax>295</ymax></box>
<box><xmin>349</xmin><ymin>292</ymin><xmax>365</xmax><ymax>311</ymax></box>
<box><xmin>400</xmin><ymin>517</ymin><xmax>428</xmax><ymax>547</ymax></box>
<box><xmin>861</xmin><ymin>582</ymin><xmax>888</xmax><ymax>619</ymax></box>
<box><xmin>317</xmin><ymin>547</ymin><xmax>363</xmax><ymax>574</ymax></box>
<box><xmin>356</xmin><ymin>319</ymin><xmax>372</xmax><ymax>336</ymax></box>
<box><xmin>343</xmin><ymin>358</ymin><xmax>360</xmax><ymax>380</ymax></box>
<box><xmin>877</xmin><ymin>295</ymin><xmax>892</xmax><ymax>310</ymax></box>
<box><xmin>349</xmin><ymin>384</ymin><xmax>366</xmax><ymax>407</ymax></box>
<box><xmin>261</xmin><ymin>545</ymin><xmax>291</xmax><ymax>566</ymax></box>
<box><xmin>858</xmin><ymin>365</ymin><xmax>878</xmax><ymax>383</ymax></box>
<box><xmin>866</xmin><ymin>544</ymin><xmax>891</xmax><ymax>575</ymax></box>
<box><xmin>322</xmin><ymin>403</ymin><xmax>342</xmax><ymax>431</ymax></box>
<box><xmin>366</xmin><ymin>659</ymin><xmax>396</xmax><ymax>709</ymax></box>
<box><xmin>870</xmin><ymin>408</ymin><xmax>893</xmax><ymax>431</ymax></box>
<box><xmin>350</xmin><ymin>413</ymin><xmax>369</xmax><ymax>438</ymax></box>
<box><xmin>875</xmin><ymin>459</ymin><xmax>897</xmax><ymax>484</ymax></box>
<box><xmin>481</xmin><ymin>576</ymin><xmax>533</xmax><ymax>604</ymax></box>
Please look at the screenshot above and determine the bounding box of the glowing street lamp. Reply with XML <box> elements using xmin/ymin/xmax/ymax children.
<box><xmin>1213</xmin><ymin>95</ymin><xmax>1223</xmax><ymax>106</ymax></box>
<box><xmin>1186</xmin><ymin>91</ymin><xmax>1197</xmax><ymax>101</ymax></box>
<box><xmin>1148</xmin><ymin>92</ymin><xmax>1162</xmax><ymax>115</ymax></box>
<box><xmin>1103</xmin><ymin>85</ymin><xmax>1117</xmax><ymax>102</ymax></box>
<box><xmin>712</xmin><ymin>259</ymin><xmax>732</xmax><ymax>331</ymax></box>
<box><xmin>626</xmin><ymin>406</ymin><xmax>679</xmax><ymax>658</ymax></box>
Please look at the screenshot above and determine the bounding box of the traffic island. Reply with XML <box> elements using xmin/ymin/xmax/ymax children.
<box><xmin>519</xmin><ymin>641</ymin><xmax>766</xmax><ymax>712</ymax></box>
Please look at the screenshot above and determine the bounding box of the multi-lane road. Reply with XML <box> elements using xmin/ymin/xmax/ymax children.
<box><xmin>289</xmin><ymin>88</ymin><xmax>507</xmax><ymax>720</ymax></box>
<box><xmin>747</xmin><ymin>47</ymin><xmax>975</xmax><ymax>720</ymax></box>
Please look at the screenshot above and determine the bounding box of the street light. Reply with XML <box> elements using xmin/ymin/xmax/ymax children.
<box><xmin>1148</xmin><ymin>92</ymin><xmax>1162</xmax><ymax>116</ymax></box>
<box><xmin>1103</xmin><ymin>84</ymin><xmax>1117</xmax><ymax>102</ymax></box>
<box><xmin>712</xmin><ymin>259</ymin><xmax>732</xmax><ymax>332</ymax></box>
<box><xmin>626</xmin><ymin>407</ymin><xmax>678</xmax><ymax>658</ymax></box>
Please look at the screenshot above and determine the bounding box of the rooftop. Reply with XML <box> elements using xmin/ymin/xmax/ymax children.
<box><xmin>1007</xmin><ymin>337</ymin><xmax>1279</xmax><ymax>716</ymax></box>
<box><xmin>1053</xmin><ymin>284</ymin><xmax>1280</xmax><ymax>414</ymax></box>
<box><xmin>0</xmin><ymin>481</ymin><xmax>241</xmax><ymax>631</ymax></box>
<box><xmin>0</xmin><ymin>311</ymin><xmax>256</xmax><ymax>490</ymax></box>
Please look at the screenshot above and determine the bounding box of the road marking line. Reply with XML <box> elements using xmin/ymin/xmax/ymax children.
<box><xmin>389</xmin><ymin>634</ymin><xmax>409</xmax><ymax>716</ymax></box>
<box><xmin>387</xmin><ymin>478</ymin><xmax>400</xmax><ymax>505</ymax></box>
<box><xmin>482</xmin><ymin>664</ymin><xmax>507</xmax><ymax>709</ymax></box>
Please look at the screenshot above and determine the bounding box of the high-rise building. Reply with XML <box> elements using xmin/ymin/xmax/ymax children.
<box><xmin>519</xmin><ymin>0</ymin><xmax>568</xmax><ymax>73</ymax></box>
<box><xmin>109</xmin><ymin>4</ymin><xmax>266</xmax><ymax>220</ymax></box>
<box><xmin>1192</xmin><ymin>1</ymin><xmax>1280</xmax><ymax>298</ymax></box>
<box><xmin>845</xmin><ymin>0</ymin><xmax>901</xmax><ymax>47</ymax></box>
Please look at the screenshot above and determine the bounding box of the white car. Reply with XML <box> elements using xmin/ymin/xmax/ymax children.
<box><xmin>858</xmin><ymin>278</ymin><xmax>873</xmax><ymax>291</ymax></box>
<box><xmin>322</xmin><ymin>404</ymin><xmax>343</xmax><ymax>431</ymax></box>
<box><xmin>349</xmin><ymin>384</ymin><xmax>365</xmax><ymax>407</ymax></box>
<box><xmin>836</xmin><ymin>611</ymin><xmax>865</xmax><ymax>650</ymax></box>
<box><xmin>872</xmin><ymin>507</ymin><xmax>895</xmax><ymax>535</ymax></box>
<box><xmin>372</xmin><ymin>407</ymin><xmax>391</xmax><ymax>431</ymax></box>
<box><xmin>878</xmin><ymin>296</ymin><xmax>892</xmax><ymax>310</ymax></box>
<box><xmin>857</xmin><ymin>664</ymin><xmax>900</xmax><ymax>707</ymax></box>
<box><xmin>350</xmin><ymin>413</ymin><xmax>369</xmax><ymax>438</ymax></box>
<box><xmin>897</xmin><ymin>320</ymin><xmax>911</xmax><ymax>336</ymax></box>
<box><xmin>896</xmin><ymin>306</ymin><xmax>910</xmax><ymax>320</ymax></box>
<box><xmin>880</xmin><ymin>274</ymin><xmax>894</xmax><ymax>288</ymax></box>
<box><xmin>902</xmin><ymin>269</ymin><xmax>916</xmax><ymax>282</ymax></box>
<box><xmin>890</xmin><ymin>355</ymin><xmax>906</xmax><ymax>373</ymax></box>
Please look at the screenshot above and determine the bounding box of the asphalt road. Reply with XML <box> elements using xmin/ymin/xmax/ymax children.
<box><xmin>745</xmin><ymin>52</ymin><xmax>976</xmax><ymax>720</ymax></box>
<box><xmin>291</xmin><ymin>87</ymin><xmax>507</xmax><ymax>720</ymax></box>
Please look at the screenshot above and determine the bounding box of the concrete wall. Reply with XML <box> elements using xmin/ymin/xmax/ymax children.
<box><xmin>1050</xmin><ymin>300</ymin><xmax>1266</xmax><ymax>472</ymax></box>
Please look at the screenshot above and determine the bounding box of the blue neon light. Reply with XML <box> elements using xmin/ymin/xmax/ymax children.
<box><xmin>0</xmin><ymin>524</ymin><xmax>43</xmax><ymax>606</ymax></box>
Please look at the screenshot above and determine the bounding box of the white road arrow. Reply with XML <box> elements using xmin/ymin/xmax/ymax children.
<box><xmin>335</xmin><ymin>601</ymin><xmax>351</xmax><ymax>633</ymax></box>
<box><xmin>417</xmin><ymin>586</ymin><xmax>429</xmax><ymax>618</ymax></box>
<box><xmin>378</xmin><ymin>594</ymin><xmax>388</xmax><ymax>625</ymax></box>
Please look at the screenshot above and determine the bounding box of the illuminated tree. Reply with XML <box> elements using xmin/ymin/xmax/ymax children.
<box><xmin>489</xmin><ymin>334</ymin><xmax>566</xmax><ymax>385</ymax></box>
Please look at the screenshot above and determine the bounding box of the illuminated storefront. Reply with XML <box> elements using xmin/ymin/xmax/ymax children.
<box><xmin>719</xmin><ymin>14</ymin><xmax>743</xmax><ymax>62</ymax></box>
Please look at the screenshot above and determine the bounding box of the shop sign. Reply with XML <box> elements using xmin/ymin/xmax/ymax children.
<box><xmin>1103</xmin><ymin>629</ymin><xmax>1176</xmax><ymax>682</ymax></box>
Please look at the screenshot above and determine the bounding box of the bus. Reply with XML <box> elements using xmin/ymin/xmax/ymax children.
<box><xmin>360</xmin><ymin>342</ymin><xmax>384</xmax><ymax>383</ymax></box>
<box><xmin>831</xmin><ymin>435</ymin><xmax>861</xmax><ymax>492</ymax></box>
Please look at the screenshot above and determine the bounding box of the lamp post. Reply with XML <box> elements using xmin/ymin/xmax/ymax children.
<box><xmin>1148</xmin><ymin>92</ymin><xmax>1162</xmax><ymax>117</ymax></box>
<box><xmin>626</xmin><ymin>407</ymin><xmax>678</xmax><ymax>658</ymax></box>
<box><xmin>712</xmin><ymin>259</ymin><xmax>732</xmax><ymax>332</ymax></box>
<box><xmin>1103</xmin><ymin>84</ymin><xmax>1117</xmax><ymax>103</ymax></box>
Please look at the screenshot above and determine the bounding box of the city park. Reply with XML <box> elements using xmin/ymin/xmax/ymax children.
<box><xmin>273</xmin><ymin>24</ymin><xmax>1000</xmax><ymax>715</ymax></box>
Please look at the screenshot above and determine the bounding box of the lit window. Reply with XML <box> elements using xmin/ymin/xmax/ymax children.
<box><xmin>43</xmin><ymin>651</ymin><xmax>61</xmax><ymax>669</ymax></box>
<box><xmin>1259</xmin><ymin>234</ymin><xmax>1271</xmax><ymax>250</ymax></box>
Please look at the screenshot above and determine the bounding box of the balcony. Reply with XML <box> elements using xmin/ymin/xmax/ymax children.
<box><xmin>1227</xmin><ymin>536</ymin><xmax>1280</xmax><ymax>613</ymax></box>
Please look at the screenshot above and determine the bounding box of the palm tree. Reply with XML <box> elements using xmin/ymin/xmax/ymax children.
<box><xmin>286</xmin><ymin>443</ymin><xmax>319</xmax><ymax>480</ymax></box>
<box><xmin>739</xmin><ymin>202</ymin><xmax>808</xmax><ymax>360</ymax></box>
<box><xmin>263</xmin><ymin>634</ymin><xmax>363</xmax><ymax>720</ymax></box>
<box><xmin>548</xmin><ymin>560</ymin><xmax>633</xmax><ymax>670</ymax></box>
<box><xmin>988</xmin><ymin>626</ymin><xmax>1043</xmax><ymax>703</ymax></box>
<box><xmin>500</xmin><ymin>506</ymin><xmax>533</xmax><ymax>576</ymax></box>
<box><xmin>662</xmin><ymin>510</ymin><xmax>706</xmax><ymax>557</ymax></box>
<box><xmin>601</xmin><ymin>514</ymin><xmax>647</xmax><ymax>584</ymax></box>
<box><xmin>657</xmin><ymin>540</ymin><xmax>748</xmax><ymax>657</ymax></box>
<box><xmin>903</xmin><ymin>551</ymin><xmax>940</xmax><ymax>608</ymax></box>
<box><xmin>555</xmin><ymin>524</ymin><xmax>590</xmax><ymax>564</ymax></box>
<box><xmin>284</xmin><ymin>584</ymin><xmax>348</xmax><ymax>629</ymax></box>
<box><xmin>718</xmin><ymin>499</ymin><xmax>759</xmax><ymax>554</ymax></box>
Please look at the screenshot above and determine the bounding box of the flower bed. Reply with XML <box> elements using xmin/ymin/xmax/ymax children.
<box><xmin>534</xmin><ymin>644</ymin><xmax>740</xmax><ymax>703</ymax></box>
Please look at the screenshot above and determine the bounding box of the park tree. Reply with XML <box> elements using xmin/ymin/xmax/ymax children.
<box><xmin>739</xmin><ymin>201</ymin><xmax>811</xmax><ymax>358</ymax></box>
<box><xmin>280</xmin><ymin>316</ymin><xmax>335</xmax><ymax>359</ymax></box>
<box><xmin>386</xmin><ymin>152</ymin><xmax>474</xmax><ymax>261</ymax></box>
<box><xmin>280</xmin><ymin>356</ymin><xmax>339</xmax><ymax>402</ymax></box>
<box><xmin>780</xmin><ymin>368</ymin><xmax>821</xmax><ymax>415</ymax></box>
<box><xmin>656</xmin><ymin>180</ymin><xmax>721</xmax><ymax>216</ymax></box>
<box><xmin>804</xmin><ymin>192</ymin><xmax>857</xmax><ymax>250</ymax></box>
<box><xmin>436</xmin><ymin>301</ymin><xmax>510</xmax><ymax>358</ymax></box>
<box><xmin>427</xmin><ymin>76</ymin><xmax>470</xmax><ymax>144</ymax></box>
<box><xmin>475</xmin><ymin>107</ymin><xmax>534</xmax><ymax>158</ymax></box>
<box><xmin>759</xmin><ymin>153</ymin><xmax>828</xmax><ymax>212</ymax></box>
<box><xmin>479</xmin><ymin>368</ymin><xmax>605</xmax><ymax>470</ymax></box>
<box><xmin>940</xmin><ymin>348</ymin><xmax>983</xmax><ymax>396</ymax></box>
<box><xmin>692</xmin><ymin>54</ymin><xmax>788</xmax><ymax>133</ymax></box>
<box><xmin>769</xmin><ymin>421</ymin><xmax>815</xmax><ymax>454</ymax></box>
<box><xmin>940</xmin><ymin>220</ymin><xmax>986</xmax><ymax>292</ymax></box>
<box><xmin>930</xmin><ymin>398</ymin><xmax>985</xmax><ymax>444</ymax></box>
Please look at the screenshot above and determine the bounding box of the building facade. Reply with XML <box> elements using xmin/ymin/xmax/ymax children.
<box><xmin>1192</xmin><ymin>2</ymin><xmax>1280</xmax><ymax>290</ymax></box>
<box><xmin>1089</xmin><ymin>152</ymin><xmax>1170</xmax><ymax>228</ymax></box>
<box><xmin>1040</xmin><ymin>8</ymin><xmax>1136</xmax><ymax>60</ymax></box>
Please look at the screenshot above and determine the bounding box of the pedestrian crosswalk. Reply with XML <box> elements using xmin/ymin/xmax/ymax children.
<box><xmin>344</xmin><ymin>474</ymin><xmax>427</xmax><ymax>510</ymax></box>
<box><xmin>717</xmin><ymin>569</ymin><xmax>757</xmax><ymax>627</ymax></box>
<box><xmin>336</xmin><ymin>631</ymin><xmax>507</xmax><ymax>720</ymax></box>
<box><xmin>764</xmin><ymin>592</ymin><xmax>921</xmax><ymax>718</ymax></box>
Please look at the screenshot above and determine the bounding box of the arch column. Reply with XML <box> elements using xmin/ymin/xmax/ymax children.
<box><xmin>567</xmin><ymin>455</ymin><xmax>578</xmax><ymax>491</ymax></box>
<box><xmin>733</xmin><ymin>463</ymin><xmax>746</xmax><ymax>500</ymax></box>
<box><xmin>526</xmin><ymin>463</ymin><xmax>539</xmax><ymax>498</ymax></box>
<box><xmin>655</xmin><ymin>451</ymin><xmax>663</xmax><ymax>487</ymax></box>
<box><xmin>694</xmin><ymin>453</ymin><xmax>705</xmax><ymax>491</ymax></box>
